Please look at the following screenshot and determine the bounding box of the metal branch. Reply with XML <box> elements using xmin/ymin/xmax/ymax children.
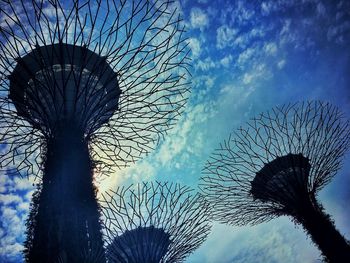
<box><xmin>101</xmin><ymin>182</ymin><xmax>211</xmax><ymax>263</ymax></box>
<box><xmin>0</xmin><ymin>0</ymin><xmax>190</xmax><ymax>176</ymax></box>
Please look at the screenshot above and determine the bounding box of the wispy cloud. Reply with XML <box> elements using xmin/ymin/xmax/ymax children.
<box><xmin>190</xmin><ymin>7</ymin><xmax>209</xmax><ymax>30</ymax></box>
<box><xmin>0</xmin><ymin>172</ymin><xmax>34</xmax><ymax>262</ymax></box>
<box><xmin>216</xmin><ymin>25</ymin><xmax>237</xmax><ymax>49</ymax></box>
<box><xmin>188</xmin><ymin>219</ymin><xmax>319</xmax><ymax>263</ymax></box>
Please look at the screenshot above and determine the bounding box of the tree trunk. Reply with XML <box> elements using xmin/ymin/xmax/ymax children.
<box><xmin>296</xmin><ymin>195</ymin><xmax>350</xmax><ymax>263</ymax></box>
<box><xmin>25</xmin><ymin>126</ymin><xmax>106</xmax><ymax>263</ymax></box>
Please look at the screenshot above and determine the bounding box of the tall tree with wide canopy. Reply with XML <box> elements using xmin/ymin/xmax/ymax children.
<box><xmin>0</xmin><ymin>0</ymin><xmax>190</xmax><ymax>262</ymax></box>
<box><xmin>200</xmin><ymin>101</ymin><xmax>350</xmax><ymax>262</ymax></box>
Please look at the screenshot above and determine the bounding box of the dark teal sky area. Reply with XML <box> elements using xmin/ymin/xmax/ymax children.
<box><xmin>1</xmin><ymin>0</ymin><xmax>350</xmax><ymax>262</ymax></box>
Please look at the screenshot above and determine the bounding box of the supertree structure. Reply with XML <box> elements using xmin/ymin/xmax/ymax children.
<box><xmin>0</xmin><ymin>0</ymin><xmax>190</xmax><ymax>262</ymax></box>
<box><xmin>101</xmin><ymin>182</ymin><xmax>211</xmax><ymax>263</ymax></box>
<box><xmin>200</xmin><ymin>101</ymin><xmax>350</xmax><ymax>262</ymax></box>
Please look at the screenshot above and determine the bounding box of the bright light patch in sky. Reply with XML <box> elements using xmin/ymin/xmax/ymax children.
<box><xmin>1</xmin><ymin>0</ymin><xmax>350</xmax><ymax>262</ymax></box>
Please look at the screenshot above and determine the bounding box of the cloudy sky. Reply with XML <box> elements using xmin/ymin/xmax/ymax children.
<box><xmin>1</xmin><ymin>0</ymin><xmax>350</xmax><ymax>262</ymax></box>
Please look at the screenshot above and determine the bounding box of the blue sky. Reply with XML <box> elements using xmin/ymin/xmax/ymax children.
<box><xmin>1</xmin><ymin>0</ymin><xmax>350</xmax><ymax>262</ymax></box>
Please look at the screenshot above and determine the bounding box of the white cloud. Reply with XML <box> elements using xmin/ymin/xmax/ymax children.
<box><xmin>0</xmin><ymin>242</ymin><xmax>23</xmax><ymax>259</ymax></box>
<box><xmin>24</xmin><ymin>189</ymin><xmax>35</xmax><ymax>201</ymax></box>
<box><xmin>13</xmin><ymin>177</ymin><xmax>33</xmax><ymax>191</ymax></box>
<box><xmin>95</xmin><ymin>74</ymin><xmax>219</xmax><ymax>191</ymax></box>
<box><xmin>261</xmin><ymin>1</ymin><xmax>273</xmax><ymax>16</ymax></box>
<box><xmin>195</xmin><ymin>57</ymin><xmax>216</xmax><ymax>71</ymax></box>
<box><xmin>237</xmin><ymin>48</ymin><xmax>255</xmax><ymax>66</ymax></box>
<box><xmin>205</xmin><ymin>76</ymin><xmax>215</xmax><ymax>89</ymax></box>
<box><xmin>188</xmin><ymin>219</ymin><xmax>319</xmax><ymax>263</ymax></box>
<box><xmin>2</xmin><ymin>206</ymin><xmax>17</xmax><ymax>219</ymax></box>
<box><xmin>155</xmin><ymin>103</ymin><xmax>215</xmax><ymax>166</ymax></box>
<box><xmin>242</xmin><ymin>73</ymin><xmax>254</xmax><ymax>85</ymax></box>
<box><xmin>0</xmin><ymin>205</ymin><xmax>27</xmax><ymax>261</ymax></box>
<box><xmin>192</xmin><ymin>75</ymin><xmax>216</xmax><ymax>101</ymax></box>
<box><xmin>220</xmin><ymin>55</ymin><xmax>233</xmax><ymax>68</ymax></box>
<box><xmin>96</xmin><ymin>79</ymin><xmax>218</xmax><ymax>192</ymax></box>
<box><xmin>0</xmin><ymin>194</ymin><xmax>22</xmax><ymax>205</ymax></box>
<box><xmin>277</xmin><ymin>59</ymin><xmax>286</xmax><ymax>69</ymax></box>
<box><xmin>242</xmin><ymin>63</ymin><xmax>272</xmax><ymax>85</ymax></box>
<box><xmin>219</xmin><ymin>84</ymin><xmax>256</xmax><ymax>113</ymax></box>
<box><xmin>0</xmin><ymin>185</ymin><xmax>6</xmax><ymax>193</ymax></box>
<box><xmin>188</xmin><ymin>38</ymin><xmax>201</xmax><ymax>58</ymax></box>
<box><xmin>190</xmin><ymin>7</ymin><xmax>209</xmax><ymax>30</ymax></box>
<box><xmin>0</xmin><ymin>175</ymin><xmax>7</xmax><ymax>185</ymax></box>
<box><xmin>216</xmin><ymin>25</ymin><xmax>237</xmax><ymax>49</ymax></box>
<box><xmin>96</xmin><ymin>170</ymin><xmax>131</xmax><ymax>196</ymax></box>
<box><xmin>16</xmin><ymin>202</ymin><xmax>30</xmax><ymax>212</ymax></box>
<box><xmin>327</xmin><ymin>20</ymin><xmax>350</xmax><ymax>44</ymax></box>
<box><xmin>0</xmin><ymin>172</ymin><xmax>35</xmax><ymax>262</ymax></box>
<box><xmin>316</xmin><ymin>2</ymin><xmax>326</xmax><ymax>17</ymax></box>
<box><xmin>264</xmin><ymin>42</ymin><xmax>278</xmax><ymax>56</ymax></box>
<box><xmin>95</xmin><ymin>102</ymin><xmax>217</xmax><ymax>193</ymax></box>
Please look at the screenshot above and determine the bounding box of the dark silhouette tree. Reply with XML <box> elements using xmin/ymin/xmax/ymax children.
<box><xmin>0</xmin><ymin>0</ymin><xmax>190</xmax><ymax>262</ymax></box>
<box><xmin>200</xmin><ymin>101</ymin><xmax>350</xmax><ymax>262</ymax></box>
<box><xmin>101</xmin><ymin>182</ymin><xmax>211</xmax><ymax>263</ymax></box>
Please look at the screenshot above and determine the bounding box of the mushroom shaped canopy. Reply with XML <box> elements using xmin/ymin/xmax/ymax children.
<box><xmin>107</xmin><ymin>226</ymin><xmax>171</xmax><ymax>263</ymax></box>
<box><xmin>251</xmin><ymin>153</ymin><xmax>311</xmax><ymax>212</ymax></box>
<box><xmin>0</xmin><ymin>0</ymin><xmax>190</xmax><ymax>176</ymax></box>
<box><xmin>200</xmin><ymin>101</ymin><xmax>350</xmax><ymax>225</ymax></box>
<box><xmin>102</xmin><ymin>182</ymin><xmax>212</xmax><ymax>263</ymax></box>
<box><xmin>9</xmin><ymin>43</ymin><xmax>120</xmax><ymax>135</ymax></box>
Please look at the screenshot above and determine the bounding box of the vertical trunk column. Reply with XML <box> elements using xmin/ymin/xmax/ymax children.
<box><xmin>27</xmin><ymin>125</ymin><xmax>106</xmax><ymax>263</ymax></box>
<box><xmin>296</xmin><ymin>196</ymin><xmax>350</xmax><ymax>263</ymax></box>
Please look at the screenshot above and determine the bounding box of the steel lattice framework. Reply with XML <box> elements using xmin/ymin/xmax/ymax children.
<box><xmin>102</xmin><ymin>182</ymin><xmax>211</xmax><ymax>263</ymax></box>
<box><xmin>200</xmin><ymin>101</ymin><xmax>350</xmax><ymax>262</ymax></box>
<box><xmin>0</xmin><ymin>0</ymin><xmax>190</xmax><ymax>176</ymax></box>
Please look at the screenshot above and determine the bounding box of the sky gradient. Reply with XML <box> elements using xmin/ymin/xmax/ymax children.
<box><xmin>1</xmin><ymin>0</ymin><xmax>350</xmax><ymax>262</ymax></box>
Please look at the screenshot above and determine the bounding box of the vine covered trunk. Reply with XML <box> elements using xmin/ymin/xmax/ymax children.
<box><xmin>296</xmin><ymin>196</ymin><xmax>350</xmax><ymax>263</ymax></box>
<box><xmin>25</xmin><ymin>125</ymin><xmax>105</xmax><ymax>263</ymax></box>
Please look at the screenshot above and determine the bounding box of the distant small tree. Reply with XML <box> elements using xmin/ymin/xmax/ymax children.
<box><xmin>102</xmin><ymin>182</ymin><xmax>212</xmax><ymax>263</ymax></box>
<box><xmin>200</xmin><ymin>101</ymin><xmax>350</xmax><ymax>262</ymax></box>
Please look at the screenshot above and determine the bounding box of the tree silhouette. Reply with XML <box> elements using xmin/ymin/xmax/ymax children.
<box><xmin>0</xmin><ymin>0</ymin><xmax>190</xmax><ymax>262</ymax></box>
<box><xmin>102</xmin><ymin>182</ymin><xmax>211</xmax><ymax>263</ymax></box>
<box><xmin>200</xmin><ymin>101</ymin><xmax>350</xmax><ymax>262</ymax></box>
